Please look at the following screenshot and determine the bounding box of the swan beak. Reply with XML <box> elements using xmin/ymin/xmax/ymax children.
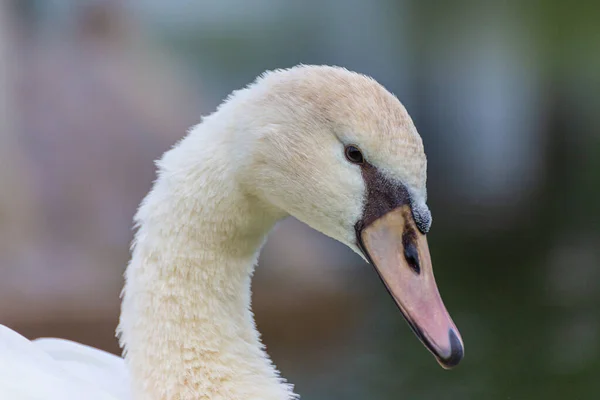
<box><xmin>358</xmin><ymin>205</ymin><xmax>464</xmax><ymax>369</ymax></box>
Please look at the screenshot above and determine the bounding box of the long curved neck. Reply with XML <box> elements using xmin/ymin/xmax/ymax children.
<box><xmin>118</xmin><ymin>128</ymin><xmax>295</xmax><ymax>400</ymax></box>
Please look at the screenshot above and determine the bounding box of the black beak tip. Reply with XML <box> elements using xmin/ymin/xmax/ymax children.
<box><xmin>438</xmin><ymin>329</ymin><xmax>464</xmax><ymax>369</ymax></box>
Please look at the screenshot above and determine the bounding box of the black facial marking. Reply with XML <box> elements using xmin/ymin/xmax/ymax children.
<box><xmin>357</xmin><ymin>162</ymin><xmax>412</xmax><ymax>229</ymax></box>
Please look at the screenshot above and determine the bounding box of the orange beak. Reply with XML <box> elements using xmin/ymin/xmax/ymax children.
<box><xmin>358</xmin><ymin>205</ymin><xmax>464</xmax><ymax>368</ymax></box>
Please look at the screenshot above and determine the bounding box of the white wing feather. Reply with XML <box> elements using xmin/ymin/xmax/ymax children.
<box><xmin>0</xmin><ymin>325</ymin><xmax>130</xmax><ymax>400</ymax></box>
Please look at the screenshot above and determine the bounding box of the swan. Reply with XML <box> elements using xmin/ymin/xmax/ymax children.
<box><xmin>0</xmin><ymin>65</ymin><xmax>464</xmax><ymax>399</ymax></box>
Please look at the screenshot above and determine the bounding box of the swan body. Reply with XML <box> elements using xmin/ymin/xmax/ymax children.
<box><xmin>0</xmin><ymin>325</ymin><xmax>128</xmax><ymax>399</ymax></box>
<box><xmin>0</xmin><ymin>65</ymin><xmax>463</xmax><ymax>399</ymax></box>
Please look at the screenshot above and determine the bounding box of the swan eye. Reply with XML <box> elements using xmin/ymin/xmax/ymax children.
<box><xmin>345</xmin><ymin>145</ymin><xmax>364</xmax><ymax>164</ymax></box>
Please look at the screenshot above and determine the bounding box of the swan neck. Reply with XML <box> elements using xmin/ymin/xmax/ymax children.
<box><xmin>118</xmin><ymin>130</ymin><xmax>294</xmax><ymax>400</ymax></box>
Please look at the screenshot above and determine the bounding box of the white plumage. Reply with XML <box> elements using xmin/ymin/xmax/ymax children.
<box><xmin>0</xmin><ymin>325</ymin><xmax>126</xmax><ymax>399</ymax></box>
<box><xmin>0</xmin><ymin>65</ymin><xmax>461</xmax><ymax>399</ymax></box>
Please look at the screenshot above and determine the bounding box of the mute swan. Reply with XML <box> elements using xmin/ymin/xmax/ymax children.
<box><xmin>0</xmin><ymin>65</ymin><xmax>463</xmax><ymax>399</ymax></box>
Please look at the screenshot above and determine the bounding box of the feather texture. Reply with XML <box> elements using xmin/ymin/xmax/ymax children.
<box><xmin>0</xmin><ymin>65</ymin><xmax>428</xmax><ymax>399</ymax></box>
<box><xmin>0</xmin><ymin>325</ymin><xmax>124</xmax><ymax>399</ymax></box>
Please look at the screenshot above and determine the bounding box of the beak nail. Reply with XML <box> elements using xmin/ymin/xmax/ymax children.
<box><xmin>439</xmin><ymin>329</ymin><xmax>464</xmax><ymax>369</ymax></box>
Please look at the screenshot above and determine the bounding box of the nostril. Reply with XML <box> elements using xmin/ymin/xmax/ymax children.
<box><xmin>403</xmin><ymin>241</ymin><xmax>420</xmax><ymax>274</ymax></box>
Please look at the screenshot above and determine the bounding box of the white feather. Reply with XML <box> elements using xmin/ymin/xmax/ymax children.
<box><xmin>0</xmin><ymin>65</ymin><xmax>429</xmax><ymax>399</ymax></box>
<box><xmin>0</xmin><ymin>325</ymin><xmax>127</xmax><ymax>400</ymax></box>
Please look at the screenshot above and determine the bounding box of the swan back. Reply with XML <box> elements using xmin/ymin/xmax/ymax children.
<box><xmin>0</xmin><ymin>324</ymin><xmax>128</xmax><ymax>399</ymax></box>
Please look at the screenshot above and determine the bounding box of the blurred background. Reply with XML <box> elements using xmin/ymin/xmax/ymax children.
<box><xmin>0</xmin><ymin>0</ymin><xmax>599</xmax><ymax>398</ymax></box>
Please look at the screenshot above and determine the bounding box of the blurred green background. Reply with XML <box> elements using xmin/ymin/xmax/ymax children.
<box><xmin>0</xmin><ymin>1</ymin><xmax>599</xmax><ymax>399</ymax></box>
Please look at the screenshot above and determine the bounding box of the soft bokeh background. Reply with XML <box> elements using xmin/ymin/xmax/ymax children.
<box><xmin>1</xmin><ymin>0</ymin><xmax>599</xmax><ymax>399</ymax></box>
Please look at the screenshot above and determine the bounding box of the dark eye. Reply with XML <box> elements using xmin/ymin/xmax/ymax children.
<box><xmin>344</xmin><ymin>145</ymin><xmax>364</xmax><ymax>164</ymax></box>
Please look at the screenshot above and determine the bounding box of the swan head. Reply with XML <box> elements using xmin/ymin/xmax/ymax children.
<box><xmin>227</xmin><ymin>65</ymin><xmax>463</xmax><ymax>368</ymax></box>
